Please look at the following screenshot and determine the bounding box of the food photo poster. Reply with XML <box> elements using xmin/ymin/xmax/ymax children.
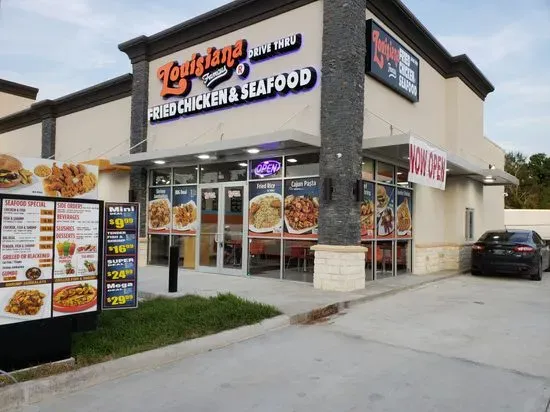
<box><xmin>248</xmin><ymin>180</ymin><xmax>283</xmax><ymax>237</ymax></box>
<box><xmin>172</xmin><ymin>186</ymin><xmax>198</xmax><ymax>235</ymax></box>
<box><xmin>283</xmin><ymin>177</ymin><xmax>319</xmax><ymax>239</ymax></box>
<box><xmin>376</xmin><ymin>184</ymin><xmax>395</xmax><ymax>238</ymax></box>
<box><xmin>0</xmin><ymin>154</ymin><xmax>98</xmax><ymax>199</ymax></box>
<box><xmin>148</xmin><ymin>187</ymin><xmax>171</xmax><ymax>234</ymax></box>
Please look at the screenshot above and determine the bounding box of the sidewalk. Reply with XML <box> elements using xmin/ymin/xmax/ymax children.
<box><xmin>138</xmin><ymin>267</ymin><xmax>461</xmax><ymax>320</ymax></box>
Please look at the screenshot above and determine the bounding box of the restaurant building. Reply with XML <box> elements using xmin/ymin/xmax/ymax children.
<box><xmin>0</xmin><ymin>0</ymin><xmax>517</xmax><ymax>291</ymax></box>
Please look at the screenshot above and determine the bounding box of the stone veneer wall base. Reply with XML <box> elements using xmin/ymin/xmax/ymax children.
<box><xmin>312</xmin><ymin>245</ymin><xmax>366</xmax><ymax>292</ymax></box>
<box><xmin>414</xmin><ymin>244</ymin><xmax>473</xmax><ymax>274</ymax></box>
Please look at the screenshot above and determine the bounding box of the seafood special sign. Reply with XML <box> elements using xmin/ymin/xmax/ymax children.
<box><xmin>149</xmin><ymin>33</ymin><xmax>318</xmax><ymax>123</ymax></box>
<box><xmin>366</xmin><ymin>19</ymin><xmax>419</xmax><ymax>103</ymax></box>
<box><xmin>408</xmin><ymin>136</ymin><xmax>447</xmax><ymax>190</ymax></box>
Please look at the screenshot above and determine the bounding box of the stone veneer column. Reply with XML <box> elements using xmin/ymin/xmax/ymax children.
<box><xmin>313</xmin><ymin>0</ymin><xmax>367</xmax><ymax>291</ymax></box>
<box><xmin>33</xmin><ymin>100</ymin><xmax>56</xmax><ymax>159</ymax></box>
<box><xmin>119</xmin><ymin>36</ymin><xmax>149</xmax><ymax>237</ymax></box>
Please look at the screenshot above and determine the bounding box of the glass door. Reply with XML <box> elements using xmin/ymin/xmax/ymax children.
<box><xmin>197</xmin><ymin>184</ymin><xmax>247</xmax><ymax>275</ymax></box>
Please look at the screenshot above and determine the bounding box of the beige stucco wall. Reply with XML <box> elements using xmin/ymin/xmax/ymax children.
<box><xmin>0</xmin><ymin>123</ymin><xmax>42</xmax><ymax>157</ymax></box>
<box><xmin>55</xmin><ymin>97</ymin><xmax>131</xmax><ymax>162</ymax></box>
<box><xmin>505</xmin><ymin>209</ymin><xmax>550</xmax><ymax>239</ymax></box>
<box><xmin>98</xmin><ymin>171</ymin><xmax>130</xmax><ymax>203</ymax></box>
<box><xmin>147</xmin><ymin>1</ymin><xmax>323</xmax><ymax>151</ymax></box>
<box><xmin>0</xmin><ymin>92</ymin><xmax>35</xmax><ymax>118</ymax></box>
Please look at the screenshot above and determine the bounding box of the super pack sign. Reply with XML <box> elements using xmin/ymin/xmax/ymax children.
<box><xmin>366</xmin><ymin>20</ymin><xmax>419</xmax><ymax>103</ymax></box>
<box><xmin>149</xmin><ymin>33</ymin><xmax>317</xmax><ymax>123</ymax></box>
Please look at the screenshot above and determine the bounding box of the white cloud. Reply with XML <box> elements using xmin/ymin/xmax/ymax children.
<box><xmin>497</xmin><ymin>79</ymin><xmax>550</xmax><ymax>104</ymax></box>
<box><xmin>496</xmin><ymin>115</ymin><xmax>550</xmax><ymax>129</ymax></box>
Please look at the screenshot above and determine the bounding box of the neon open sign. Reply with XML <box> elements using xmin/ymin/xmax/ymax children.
<box><xmin>253</xmin><ymin>160</ymin><xmax>281</xmax><ymax>178</ymax></box>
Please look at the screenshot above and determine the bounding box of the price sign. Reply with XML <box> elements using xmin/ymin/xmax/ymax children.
<box><xmin>103</xmin><ymin>203</ymin><xmax>139</xmax><ymax>310</ymax></box>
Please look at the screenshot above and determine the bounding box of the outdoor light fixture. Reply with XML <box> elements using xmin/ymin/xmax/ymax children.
<box><xmin>247</xmin><ymin>148</ymin><xmax>260</xmax><ymax>154</ymax></box>
<box><xmin>238</xmin><ymin>162</ymin><xmax>248</xmax><ymax>167</ymax></box>
<box><xmin>287</xmin><ymin>158</ymin><xmax>298</xmax><ymax>163</ymax></box>
<box><xmin>153</xmin><ymin>160</ymin><xmax>166</xmax><ymax>165</ymax></box>
<box><xmin>197</xmin><ymin>154</ymin><xmax>210</xmax><ymax>160</ymax></box>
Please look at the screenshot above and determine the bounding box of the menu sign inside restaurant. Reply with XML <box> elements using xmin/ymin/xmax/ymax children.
<box><xmin>366</xmin><ymin>19</ymin><xmax>419</xmax><ymax>102</ymax></box>
<box><xmin>408</xmin><ymin>135</ymin><xmax>447</xmax><ymax>190</ymax></box>
<box><xmin>248</xmin><ymin>180</ymin><xmax>283</xmax><ymax>237</ymax></box>
<box><xmin>103</xmin><ymin>203</ymin><xmax>139</xmax><ymax>310</ymax></box>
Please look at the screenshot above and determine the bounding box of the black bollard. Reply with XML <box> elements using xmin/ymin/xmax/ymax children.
<box><xmin>168</xmin><ymin>245</ymin><xmax>179</xmax><ymax>293</ymax></box>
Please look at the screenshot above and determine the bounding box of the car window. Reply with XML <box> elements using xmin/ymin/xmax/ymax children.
<box><xmin>479</xmin><ymin>231</ymin><xmax>530</xmax><ymax>243</ymax></box>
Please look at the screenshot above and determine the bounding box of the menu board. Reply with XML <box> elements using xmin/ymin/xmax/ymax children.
<box><xmin>283</xmin><ymin>178</ymin><xmax>319</xmax><ymax>239</ymax></box>
<box><xmin>53</xmin><ymin>202</ymin><xmax>100</xmax><ymax>318</ymax></box>
<box><xmin>172</xmin><ymin>186</ymin><xmax>197</xmax><ymax>235</ymax></box>
<box><xmin>103</xmin><ymin>203</ymin><xmax>139</xmax><ymax>310</ymax></box>
<box><xmin>376</xmin><ymin>184</ymin><xmax>395</xmax><ymax>239</ymax></box>
<box><xmin>148</xmin><ymin>187</ymin><xmax>171</xmax><ymax>234</ymax></box>
<box><xmin>361</xmin><ymin>181</ymin><xmax>375</xmax><ymax>240</ymax></box>
<box><xmin>0</xmin><ymin>154</ymin><xmax>98</xmax><ymax>199</ymax></box>
<box><xmin>248</xmin><ymin>180</ymin><xmax>283</xmax><ymax>238</ymax></box>
<box><xmin>0</xmin><ymin>199</ymin><xmax>55</xmax><ymax>326</ymax></box>
<box><xmin>0</xmin><ymin>197</ymin><xmax>102</xmax><ymax>326</ymax></box>
<box><xmin>396</xmin><ymin>188</ymin><xmax>413</xmax><ymax>238</ymax></box>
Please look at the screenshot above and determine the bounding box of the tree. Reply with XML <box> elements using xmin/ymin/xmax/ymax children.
<box><xmin>504</xmin><ymin>151</ymin><xmax>550</xmax><ymax>209</ymax></box>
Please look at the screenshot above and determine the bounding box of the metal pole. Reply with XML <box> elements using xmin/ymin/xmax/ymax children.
<box><xmin>168</xmin><ymin>245</ymin><xmax>179</xmax><ymax>293</ymax></box>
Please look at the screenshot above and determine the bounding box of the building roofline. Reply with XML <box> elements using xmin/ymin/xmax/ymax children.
<box><xmin>119</xmin><ymin>0</ymin><xmax>494</xmax><ymax>100</ymax></box>
<box><xmin>0</xmin><ymin>79</ymin><xmax>39</xmax><ymax>100</ymax></box>
<box><xmin>0</xmin><ymin>74</ymin><xmax>132</xmax><ymax>134</ymax></box>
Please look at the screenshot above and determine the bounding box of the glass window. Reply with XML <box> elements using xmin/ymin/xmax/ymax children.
<box><xmin>396</xmin><ymin>241</ymin><xmax>412</xmax><ymax>275</ymax></box>
<box><xmin>283</xmin><ymin>240</ymin><xmax>316</xmax><ymax>283</ymax></box>
<box><xmin>148</xmin><ymin>235</ymin><xmax>170</xmax><ymax>265</ymax></box>
<box><xmin>150</xmin><ymin>169</ymin><xmax>171</xmax><ymax>186</ymax></box>
<box><xmin>376</xmin><ymin>241</ymin><xmax>394</xmax><ymax>279</ymax></box>
<box><xmin>285</xmin><ymin>153</ymin><xmax>320</xmax><ymax>177</ymax></box>
<box><xmin>173</xmin><ymin>166</ymin><xmax>197</xmax><ymax>185</ymax></box>
<box><xmin>362</xmin><ymin>241</ymin><xmax>374</xmax><ymax>281</ymax></box>
<box><xmin>362</xmin><ymin>158</ymin><xmax>375</xmax><ymax>180</ymax></box>
<box><xmin>249</xmin><ymin>238</ymin><xmax>281</xmax><ymax>279</ymax></box>
<box><xmin>173</xmin><ymin>235</ymin><xmax>196</xmax><ymax>269</ymax></box>
<box><xmin>396</xmin><ymin>167</ymin><xmax>410</xmax><ymax>187</ymax></box>
<box><xmin>465</xmin><ymin>208</ymin><xmax>475</xmax><ymax>241</ymax></box>
<box><xmin>250</xmin><ymin>158</ymin><xmax>283</xmax><ymax>180</ymax></box>
<box><xmin>200</xmin><ymin>162</ymin><xmax>248</xmax><ymax>183</ymax></box>
<box><xmin>377</xmin><ymin>162</ymin><xmax>394</xmax><ymax>183</ymax></box>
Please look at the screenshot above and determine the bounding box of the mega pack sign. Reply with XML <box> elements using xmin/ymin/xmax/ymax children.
<box><xmin>408</xmin><ymin>136</ymin><xmax>447</xmax><ymax>190</ymax></box>
<box><xmin>366</xmin><ymin>19</ymin><xmax>419</xmax><ymax>103</ymax></box>
<box><xmin>149</xmin><ymin>33</ymin><xmax>317</xmax><ymax>123</ymax></box>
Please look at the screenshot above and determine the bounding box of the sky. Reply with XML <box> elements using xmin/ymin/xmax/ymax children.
<box><xmin>0</xmin><ymin>0</ymin><xmax>549</xmax><ymax>156</ymax></box>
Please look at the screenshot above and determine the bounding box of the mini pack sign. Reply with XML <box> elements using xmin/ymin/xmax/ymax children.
<box><xmin>149</xmin><ymin>33</ymin><xmax>317</xmax><ymax>124</ymax></box>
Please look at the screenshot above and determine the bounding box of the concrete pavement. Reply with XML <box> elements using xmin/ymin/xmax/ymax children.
<box><xmin>138</xmin><ymin>266</ymin><xmax>459</xmax><ymax>318</ymax></box>
<box><xmin>17</xmin><ymin>273</ymin><xmax>550</xmax><ymax>411</ymax></box>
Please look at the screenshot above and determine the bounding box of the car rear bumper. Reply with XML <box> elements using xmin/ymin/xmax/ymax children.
<box><xmin>472</xmin><ymin>257</ymin><xmax>539</xmax><ymax>275</ymax></box>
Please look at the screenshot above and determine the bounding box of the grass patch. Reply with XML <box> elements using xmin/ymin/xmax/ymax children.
<box><xmin>72</xmin><ymin>293</ymin><xmax>280</xmax><ymax>366</ymax></box>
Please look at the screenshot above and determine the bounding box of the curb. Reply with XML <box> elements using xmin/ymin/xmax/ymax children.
<box><xmin>0</xmin><ymin>315</ymin><xmax>290</xmax><ymax>412</ymax></box>
<box><xmin>289</xmin><ymin>272</ymin><xmax>461</xmax><ymax>324</ymax></box>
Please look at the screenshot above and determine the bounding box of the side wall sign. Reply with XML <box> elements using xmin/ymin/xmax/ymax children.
<box><xmin>148</xmin><ymin>33</ymin><xmax>317</xmax><ymax>124</ymax></box>
<box><xmin>366</xmin><ymin>19</ymin><xmax>420</xmax><ymax>103</ymax></box>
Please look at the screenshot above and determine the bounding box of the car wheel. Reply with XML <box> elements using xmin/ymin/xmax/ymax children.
<box><xmin>531</xmin><ymin>260</ymin><xmax>543</xmax><ymax>281</ymax></box>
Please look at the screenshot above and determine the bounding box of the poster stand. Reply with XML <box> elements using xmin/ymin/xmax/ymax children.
<box><xmin>0</xmin><ymin>194</ymin><xmax>104</xmax><ymax>372</ymax></box>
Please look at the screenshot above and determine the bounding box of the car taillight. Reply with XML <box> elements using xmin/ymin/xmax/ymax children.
<box><xmin>472</xmin><ymin>244</ymin><xmax>485</xmax><ymax>251</ymax></box>
<box><xmin>513</xmin><ymin>245</ymin><xmax>535</xmax><ymax>253</ymax></box>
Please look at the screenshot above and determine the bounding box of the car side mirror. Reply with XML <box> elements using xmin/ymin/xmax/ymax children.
<box><xmin>545</xmin><ymin>240</ymin><xmax>550</xmax><ymax>247</ymax></box>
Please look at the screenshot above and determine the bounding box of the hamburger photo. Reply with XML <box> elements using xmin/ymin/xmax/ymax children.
<box><xmin>0</xmin><ymin>154</ymin><xmax>23</xmax><ymax>188</ymax></box>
